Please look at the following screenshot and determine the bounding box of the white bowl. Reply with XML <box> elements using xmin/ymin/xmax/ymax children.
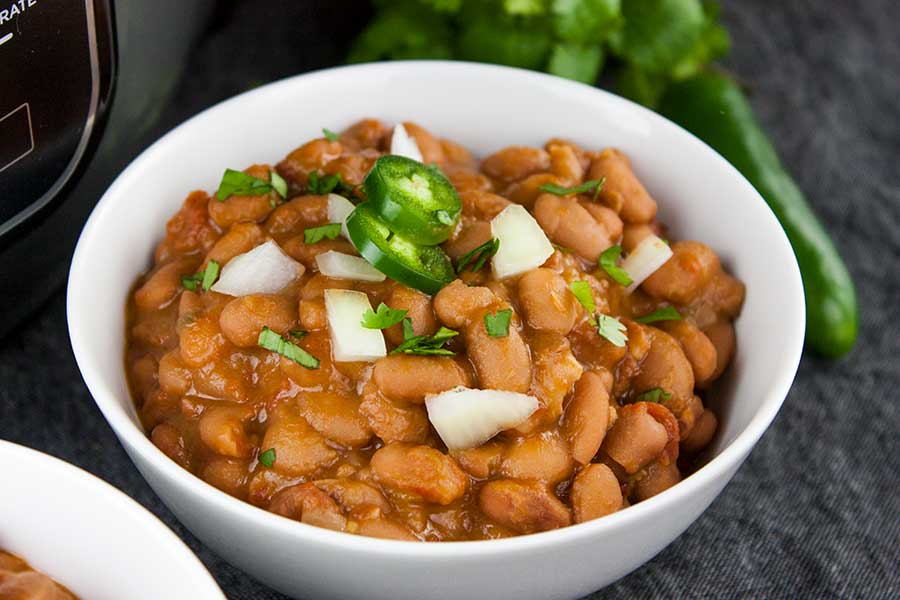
<box><xmin>67</xmin><ymin>61</ymin><xmax>805</xmax><ymax>600</ymax></box>
<box><xmin>0</xmin><ymin>441</ymin><xmax>224</xmax><ymax>600</ymax></box>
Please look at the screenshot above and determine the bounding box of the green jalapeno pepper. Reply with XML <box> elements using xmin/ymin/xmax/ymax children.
<box><xmin>346</xmin><ymin>203</ymin><xmax>455</xmax><ymax>295</ymax></box>
<box><xmin>364</xmin><ymin>155</ymin><xmax>461</xmax><ymax>245</ymax></box>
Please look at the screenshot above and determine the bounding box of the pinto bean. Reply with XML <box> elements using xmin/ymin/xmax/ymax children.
<box><xmin>589</xmin><ymin>149</ymin><xmax>657</xmax><ymax>223</ymax></box>
<box><xmin>208</xmin><ymin>165</ymin><xmax>276</xmax><ymax>228</ymax></box>
<box><xmin>403</xmin><ymin>122</ymin><xmax>445</xmax><ymax>165</ymax></box>
<box><xmin>150</xmin><ymin>421</ymin><xmax>191</xmax><ymax>469</ymax></box>
<box><xmin>632</xmin><ymin>327</ymin><xmax>695</xmax><ymax>403</ymax></box>
<box><xmin>433</xmin><ymin>279</ymin><xmax>495</xmax><ymax>329</ymax></box>
<box><xmin>504</xmin><ymin>173</ymin><xmax>561</xmax><ymax>209</ymax></box>
<box><xmin>442</xmin><ymin>221</ymin><xmax>493</xmax><ymax>261</ymax></box>
<box><xmin>134</xmin><ymin>258</ymin><xmax>195</xmax><ymax>310</ymax></box>
<box><xmin>571</xmin><ymin>464</ymin><xmax>623</xmax><ymax>522</ymax></box>
<box><xmin>517</xmin><ymin>333</ymin><xmax>582</xmax><ymax>433</ymax></box>
<box><xmin>260</xmin><ymin>404</ymin><xmax>338</xmax><ymax>477</ymax></box>
<box><xmin>277</xmin><ymin>139</ymin><xmax>343</xmax><ymax>186</ymax></box>
<box><xmin>371</xmin><ymin>443</ymin><xmax>467</xmax><ymax>505</ymax></box>
<box><xmin>481</xmin><ymin>146</ymin><xmax>550</xmax><ymax>184</ymax></box>
<box><xmin>158</xmin><ymin>350</ymin><xmax>191</xmax><ymax>396</ymax></box>
<box><xmin>632</xmin><ymin>460</ymin><xmax>681</xmax><ymax>502</ymax></box>
<box><xmin>448</xmin><ymin>169</ymin><xmax>493</xmax><ymax>193</ymax></box>
<box><xmin>384</xmin><ymin>285</ymin><xmax>438</xmax><ymax>346</ymax></box>
<box><xmin>479</xmin><ymin>480</ymin><xmax>571</xmax><ymax>534</ymax></box>
<box><xmin>359</xmin><ymin>383</ymin><xmax>429</xmax><ymax>444</ymax></box>
<box><xmin>563</xmin><ymin>370</ymin><xmax>612</xmax><ymax>464</ymax></box>
<box><xmin>548</xmin><ymin>143</ymin><xmax>585</xmax><ymax>186</ymax></box>
<box><xmin>440</xmin><ymin>138</ymin><xmax>476</xmax><ymax>167</ymax></box>
<box><xmin>465</xmin><ymin>313</ymin><xmax>532</xmax><ymax>393</ymax></box>
<box><xmin>373</xmin><ymin>355</ymin><xmax>472</xmax><ymax>403</ymax></box>
<box><xmin>500</xmin><ymin>432</ymin><xmax>575</xmax><ymax>485</ymax></box>
<box><xmin>201</xmin><ymin>457</ymin><xmax>249</xmax><ymax>498</ymax></box>
<box><xmin>660</xmin><ymin>320</ymin><xmax>718</xmax><ymax>386</ymax></box>
<box><xmin>312</xmin><ymin>479</ymin><xmax>391</xmax><ymax>514</ymax></box>
<box><xmin>534</xmin><ymin>193</ymin><xmax>615</xmax><ymax>261</ymax></box>
<box><xmin>205</xmin><ymin>222</ymin><xmax>264</xmax><ymax>266</ymax></box>
<box><xmin>322</xmin><ymin>151</ymin><xmax>379</xmax><ymax>187</ymax></box>
<box><xmin>582</xmin><ymin>202</ymin><xmax>624</xmax><ymax>244</ymax></box>
<box><xmin>199</xmin><ymin>406</ymin><xmax>254</xmax><ymax>458</ymax></box>
<box><xmin>157</xmin><ymin>191</ymin><xmax>219</xmax><ymax>261</ymax></box>
<box><xmin>517</xmin><ymin>268</ymin><xmax>578</xmax><ymax>334</ymax></box>
<box><xmin>642</xmin><ymin>241</ymin><xmax>720</xmax><ymax>304</ymax></box>
<box><xmin>703</xmin><ymin>320</ymin><xmax>736</xmax><ymax>384</ymax></box>
<box><xmin>458</xmin><ymin>191</ymin><xmax>511</xmax><ymax>221</ymax></box>
<box><xmin>603</xmin><ymin>403</ymin><xmax>670</xmax><ymax>474</ymax></box>
<box><xmin>451</xmin><ymin>440</ymin><xmax>505</xmax><ymax>479</ymax></box>
<box><xmin>621</xmin><ymin>223</ymin><xmax>657</xmax><ymax>253</ymax></box>
<box><xmin>702</xmin><ymin>270</ymin><xmax>746</xmax><ymax>320</ymax></box>
<box><xmin>283</xmin><ymin>236</ymin><xmax>357</xmax><ymax>269</ymax></box>
<box><xmin>681</xmin><ymin>409</ymin><xmax>718</xmax><ymax>454</ymax></box>
<box><xmin>297</xmin><ymin>392</ymin><xmax>372</xmax><ymax>448</ymax></box>
<box><xmin>270</xmin><ymin>483</ymin><xmax>347</xmax><ymax>531</ymax></box>
<box><xmin>339</xmin><ymin>118</ymin><xmax>388</xmax><ymax>151</ymax></box>
<box><xmin>179</xmin><ymin>309</ymin><xmax>228</xmax><ymax>368</ymax></box>
<box><xmin>219</xmin><ymin>294</ymin><xmax>297</xmax><ymax>347</ymax></box>
<box><xmin>265</xmin><ymin>195</ymin><xmax>329</xmax><ymax>236</ymax></box>
<box><xmin>354</xmin><ymin>517</ymin><xmax>418</xmax><ymax>541</ymax></box>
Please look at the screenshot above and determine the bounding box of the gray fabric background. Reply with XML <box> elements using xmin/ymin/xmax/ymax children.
<box><xmin>1</xmin><ymin>1</ymin><xmax>898</xmax><ymax>598</ymax></box>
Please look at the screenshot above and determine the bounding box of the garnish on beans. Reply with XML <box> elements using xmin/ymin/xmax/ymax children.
<box><xmin>181</xmin><ymin>260</ymin><xmax>220</xmax><ymax>292</ymax></box>
<box><xmin>456</xmin><ymin>238</ymin><xmax>500</xmax><ymax>274</ymax></box>
<box><xmin>257</xmin><ymin>448</ymin><xmax>276</xmax><ymax>468</ymax></box>
<box><xmin>599</xmin><ymin>245</ymin><xmax>634</xmax><ymax>286</ymax></box>
<box><xmin>304</xmin><ymin>223</ymin><xmax>343</xmax><ymax>244</ymax></box>
<box><xmin>484</xmin><ymin>308</ymin><xmax>513</xmax><ymax>338</ymax></box>
<box><xmin>635</xmin><ymin>306</ymin><xmax>683</xmax><ymax>324</ymax></box>
<box><xmin>392</xmin><ymin>318</ymin><xmax>458</xmax><ymax>356</ymax></box>
<box><xmin>258</xmin><ymin>326</ymin><xmax>319</xmax><ymax>369</ymax></box>
<box><xmin>215</xmin><ymin>169</ymin><xmax>285</xmax><ymax>201</ymax></box>
<box><xmin>538</xmin><ymin>177</ymin><xmax>605</xmax><ymax>200</ymax></box>
<box><xmin>634</xmin><ymin>388</ymin><xmax>672</xmax><ymax>403</ymax></box>
<box><xmin>569</xmin><ymin>280</ymin><xmax>628</xmax><ymax>346</ymax></box>
<box><xmin>361</xmin><ymin>303</ymin><xmax>409</xmax><ymax>329</ymax></box>
<box><xmin>307</xmin><ymin>171</ymin><xmax>354</xmax><ymax>196</ymax></box>
<box><xmin>322</xmin><ymin>127</ymin><xmax>340</xmax><ymax>142</ymax></box>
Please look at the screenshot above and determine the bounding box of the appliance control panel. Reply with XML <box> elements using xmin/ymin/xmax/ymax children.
<box><xmin>0</xmin><ymin>0</ymin><xmax>113</xmax><ymax>236</ymax></box>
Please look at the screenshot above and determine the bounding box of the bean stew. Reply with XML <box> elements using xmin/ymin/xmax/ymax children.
<box><xmin>125</xmin><ymin>119</ymin><xmax>744</xmax><ymax>541</ymax></box>
<box><xmin>0</xmin><ymin>551</ymin><xmax>77</xmax><ymax>599</ymax></box>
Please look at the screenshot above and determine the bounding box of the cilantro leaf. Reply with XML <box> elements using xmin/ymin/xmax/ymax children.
<box><xmin>547</xmin><ymin>43</ymin><xmax>605</xmax><ymax>84</ymax></box>
<box><xmin>552</xmin><ymin>0</ymin><xmax>622</xmax><ymax>44</ymax></box>
<box><xmin>484</xmin><ymin>308</ymin><xmax>513</xmax><ymax>337</ymax></box>
<box><xmin>304</xmin><ymin>223</ymin><xmax>343</xmax><ymax>244</ymax></box>
<box><xmin>258</xmin><ymin>448</ymin><xmax>276</xmax><ymax>468</ymax></box>
<box><xmin>599</xmin><ymin>245</ymin><xmax>633</xmax><ymax>286</ymax></box>
<box><xmin>568</xmin><ymin>280</ymin><xmax>596</xmax><ymax>314</ymax></box>
<box><xmin>306</xmin><ymin>171</ymin><xmax>353</xmax><ymax>196</ymax></box>
<box><xmin>635</xmin><ymin>387</ymin><xmax>672</xmax><ymax>403</ymax></box>
<box><xmin>392</xmin><ymin>319</ymin><xmax>459</xmax><ymax>356</ymax></box>
<box><xmin>322</xmin><ymin>128</ymin><xmax>340</xmax><ymax>142</ymax></box>
<box><xmin>215</xmin><ymin>169</ymin><xmax>274</xmax><ymax>201</ymax></box>
<box><xmin>616</xmin><ymin>0</ymin><xmax>706</xmax><ymax>72</ymax></box>
<box><xmin>181</xmin><ymin>275</ymin><xmax>200</xmax><ymax>292</ymax></box>
<box><xmin>596</xmin><ymin>313</ymin><xmax>628</xmax><ymax>346</ymax></box>
<box><xmin>538</xmin><ymin>177</ymin><xmax>605</xmax><ymax>197</ymax></box>
<box><xmin>269</xmin><ymin>170</ymin><xmax>288</xmax><ymax>199</ymax></box>
<box><xmin>182</xmin><ymin>260</ymin><xmax>220</xmax><ymax>292</ymax></box>
<box><xmin>361</xmin><ymin>303</ymin><xmax>409</xmax><ymax>329</ymax></box>
<box><xmin>635</xmin><ymin>306</ymin><xmax>683</xmax><ymax>324</ymax></box>
<box><xmin>258</xmin><ymin>327</ymin><xmax>320</xmax><ymax>369</ymax></box>
<box><xmin>456</xmin><ymin>238</ymin><xmax>500</xmax><ymax>274</ymax></box>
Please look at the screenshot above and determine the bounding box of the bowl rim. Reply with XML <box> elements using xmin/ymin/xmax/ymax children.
<box><xmin>67</xmin><ymin>60</ymin><xmax>805</xmax><ymax>557</ymax></box>
<box><xmin>0</xmin><ymin>440</ymin><xmax>225</xmax><ymax>597</ymax></box>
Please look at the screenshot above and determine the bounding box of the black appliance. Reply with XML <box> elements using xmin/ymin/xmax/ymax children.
<box><xmin>0</xmin><ymin>0</ymin><xmax>212</xmax><ymax>336</ymax></box>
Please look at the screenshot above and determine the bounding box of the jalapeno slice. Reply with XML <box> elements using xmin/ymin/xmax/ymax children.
<box><xmin>364</xmin><ymin>155</ymin><xmax>461</xmax><ymax>245</ymax></box>
<box><xmin>346</xmin><ymin>204</ymin><xmax>455</xmax><ymax>295</ymax></box>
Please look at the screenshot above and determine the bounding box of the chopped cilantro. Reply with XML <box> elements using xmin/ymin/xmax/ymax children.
<box><xmin>258</xmin><ymin>327</ymin><xmax>319</xmax><ymax>369</ymax></box>
<box><xmin>392</xmin><ymin>319</ymin><xmax>458</xmax><ymax>356</ymax></box>
<box><xmin>322</xmin><ymin>127</ymin><xmax>340</xmax><ymax>142</ymax></box>
<box><xmin>538</xmin><ymin>177</ymin><xmax>605</xmax><ymax>198</ymax></box>
<box><xmin>456</xmin><ymin>238</ymin><xmax>499</xmax><ymax>274</ymax></box>
<box><xmin>635</xmin><ymin>306</ymin><xmax>683</xmax><ymax>324</ymax></box>
<box><xmin>484</xmin><ymin>308</ymin><xmax>513</xmax><ymax>337</ymax></box>
<box><xmin>304</xmin><ymin>223</ymin><xmax>343</xmax><ymax>244</ymax></box>
<box><xmin>596</xmin><ymin>313</ymin><xmax>628</xmax><ymax>347</ymax></box>
<box><xmin>215</xmin><ymin>169</ymin><xmax>274</xmax><ymax>201</ymax></box>
<box><xmin>258</xmin><ymin>448</ymin><xmax>276</xmax><ymax>468</ymax></box>
<box><xmin>568</xmin><ymin>280</ymin><xmax>596</xmax><ymax>314</ymax></box>
<box><xmin>635</xmin><ymin>387</ymin><xmax>672</xmax><ymax>403</ymax></box>
<box><xmin>599</xmin><ymin>245</ymin><xmax>634</xmax><ymax>286</ymax></box>
<box><xmin>361</xmin><ymin>303</ymin><xmax>409</xmax><ymax>329</ymax></box>
<box><xmin>181</xmin><ymin>260</ymin><xmax>220</xmax><ymax>292</ymax></box>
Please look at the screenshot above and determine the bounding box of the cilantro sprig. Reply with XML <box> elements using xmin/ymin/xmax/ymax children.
<box><xmin>215</xmin><ymin>169</ymin><xmax>286</xmax><ymax>202</ymax></box>
<box><xmin>599</xmin><ymin>245</ymin><xmax>634</xmax><ymax>286</ymax></box>
<box><xmin>539</xmin><ymin>177</ymin><xmax>605</xmax><ymax>200</ymax></box>
<box><xmin>304</xmin><ymin>223</ymin><xmax>343</xmax><ymax>244</ymax></box>
<box><xmin>456</xmin><ymin>238</ymin><xmax>499</xmax><ymax>274</ymax></box>
<box><xmin>322</xmin><ymin>127</ymin><xmax>340</xmax><ymax>142</ymax></box>
<box><xmin>182</xmin><ymin>260</ymin><xmax>220</xmax><ymax>292</ymax></box>
<box><xmin>306</xmin><ymin>171</ymin><xmax>354</xmax><ymax>196</ymax></box>
<box><xmin>392</xmin><ymin>318</ymin><xmax>458</xmax><ymax>355</ymax></box>
<box><xmin>484</xmin><ymin>308</ymin><xmax>512</xmax><ymax>338</ymax></box>
<box><xmin>635</xmin><ymin>388</ymin><xmax>672</xmax><ymax>403</ymax></box>
<box><xmin>258</xmin><ymin>327</ymin><xmax>319</xmax><ymax>369</ymax></box>
<box><xmin>361</xmin><ymin>303</ymin><xmax>408</xmax><ymax>329</ymax></box>
<box><xmin>568</xmin><ymin>279</ymin><xmax>628</xmax><ymax>347</ymax></box>
<box><xmin>635</xmin><ymin>306</ymin><xmax>683</xmax><ymax>324</ymax></box>
<box><xmin>258</xmin><ymin>448</ymin><xmax>276</xmax><ymax>468</ymax></box>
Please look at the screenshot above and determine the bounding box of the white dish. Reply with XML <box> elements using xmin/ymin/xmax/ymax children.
<box><xmin>0</xmin><ymin>441</ymin><xmax>224</xmax><ymax>600</ymax></box>
<box><xmin>67</xmin><ymin>61</ymin><xmax>805</xmax><ymax>600</ymax></box>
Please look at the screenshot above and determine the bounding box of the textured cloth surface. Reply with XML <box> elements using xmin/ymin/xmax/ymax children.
<box><xmin>1</xmin><ymin>1</ymin><xmax>898</xmax><ymax>598</ymax></box>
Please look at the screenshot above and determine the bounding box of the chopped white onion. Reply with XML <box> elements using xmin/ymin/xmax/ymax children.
<box><xmin>315</xmin><ymin>250</ymin><xmax>386</xmax><ymax>282</ymax></box>
<box><xmin>425</xmin><ymin>387</ymin><xmax>540</xmax><ymax>451</ymax></box>
<box><xmin>390</xmin><ymin>123</ymin><xmax>424</xmax><ymax>162</ymax></box>
<box><xmin>326</xmin><ymin>193</ymin><xmax>355</xmax><ymax>241</ymax></box>
<box><xmin>210</xmin><ymin>239</ymin><xmax>303</xmax><ymax>296</ymax></box>
<box><xmin>621</xmin><ymin>234</ymin><xmax>674</xmax><ymax>293</ymax></box>
<box><xmin>324</xmin><ymin>289</ymin><xmax>386</xmax><ymax>362</ymax></box>
<box><xmin>490</xmin><ymin>204</ymin><xmax>554</xmax><ymax>279</ymax></box>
